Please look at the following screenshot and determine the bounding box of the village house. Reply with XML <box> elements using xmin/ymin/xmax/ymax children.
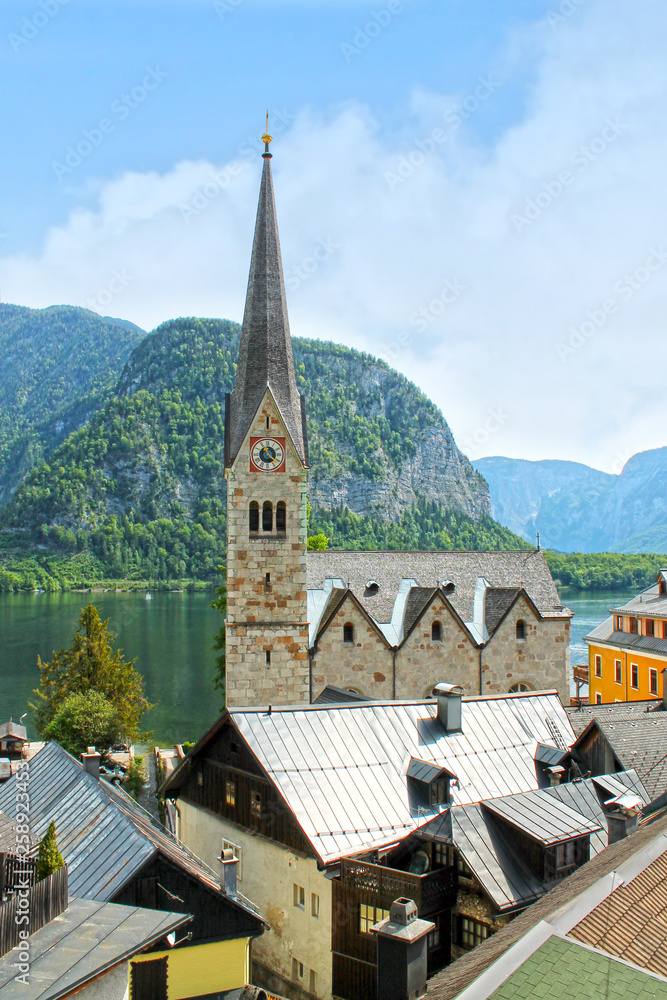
<box><xmin>161</xmin><ymin>684</ymin><xmax>644</xmax><ymax>1000</ymax></box>
<box><xmin>222</xmin><ymin>132</ymin><xmax>572</xmax><ymax>710</ymax></box>
<box><xmin>586</xmin><ymin>569</ymin><xmax>667</xmax><ymax>704</ymax></box>
<box><xmin>0</xmin><ymin>743</ymin><xmax>267</xmax><ymax>1000</ymax></box>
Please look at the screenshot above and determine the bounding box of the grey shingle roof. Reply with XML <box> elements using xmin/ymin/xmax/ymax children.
<box><xmin>566</xmin><ymin>699</ymin><xmax>664</xmax><ymax>737</ymax></box>
<box><xmin>484</xmin><ymin>588</ymin><xmax>521</xmax><ymax>635</ymax></box>
<box><xmin>0</xmin><ymin>897</ymin><xmax>189</xmax><ymax>1000</ymax></box>
<box><xmin>0</xmin><ymin>742</ymin><xmax>265</xmax><ymax>926</ymax></box>
<box><xmin>227</xmin><ymin>154</ymin><xmax>306</xmax><ymax>465</ymax></box>
<box><xmin>585</xmin><ymin>619</ymin><xmax>667</xmax><ymax>655</ymax></box>
<box><xmin>307</xmin><ymin>550</ymin><xmax>569</xmax><ymax>624</ymax></box>
<box><xmin>592</xmin><ymin>716</ymin><xmax>667</xmax><ymax>800</ymax></box>
<box><xmin>402</xmin><ymin>587</ymin><xmax>436</xmax><ymax>637</ymax></box>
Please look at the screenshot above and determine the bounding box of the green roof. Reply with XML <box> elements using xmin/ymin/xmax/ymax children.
<box><xmin>489</xmin><ymin>936</ymin><xmax>667</xmax><ymax>1000</ymax></box>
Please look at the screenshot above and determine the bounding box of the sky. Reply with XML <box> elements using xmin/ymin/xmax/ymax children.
<box><xmin>1</xmin><ymin>0</ymin><xmax>665</xmax><ymax>472</ymax></box>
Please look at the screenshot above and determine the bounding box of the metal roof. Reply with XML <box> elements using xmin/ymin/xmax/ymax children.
<box><xmin>312</xmin><ymin>685</ymin><xmax>372</xmax><ymax>706</ymax></box>
<box><xmin>225</xmin><ymin>691</ymin><xmax>577</xmax><ymax>864</ymax></box>
<box><xmin>534</xmin><ymin>743</ymin><xmax>567</xmax><ymax>768</ymax></box>
<box><xmin>0</xmin><ymin>897</ymin><xmax>189</xmax><ymax>1000</ymax></box>
<box><xmin>482</xmin><ymin>789</ymin><xmax>602</xmax><ymax>846</ymax></box>
<box><xmin>407</xmin><ymin>758</ymin><xmax>450</xmax><ymax>784</ymax></box>
<box><xmin>585</xmin><ymin>616</ymin><xmax>667</xmax><ymax>655</ymax></box>
<box><xmin>0</xmin><ymin>743</ymin><xmax>265</xmax><ymax>926</ymax></box>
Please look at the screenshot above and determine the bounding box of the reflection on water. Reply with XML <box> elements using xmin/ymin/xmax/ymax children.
<box><xmin>0</xmin><ymin>587</ymin><xmax>636</xmax><ymax>744</ymax></box>
<box><xmin>0</xmin><ymin>591</ymin><xmax>221</xmax><ymax>744</ymax></box>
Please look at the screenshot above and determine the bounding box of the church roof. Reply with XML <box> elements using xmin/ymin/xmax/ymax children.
<box><xmin>227</xmin><ymin>153</ymin><xmax>306</xmax><ymax>465</ymax></box>
<box><xmin>307</xmin><ymin>550</ymin><xmax>569</xmax><ymax>625</ymax></box>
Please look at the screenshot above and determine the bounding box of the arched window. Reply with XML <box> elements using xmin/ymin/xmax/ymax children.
<box><xmin>249</xmin><ymin>501</ymin><xmax>259</xmax><ymax>533</ymax></box>
<box><xmin>509</xmin><ymin>682</ymin><xmax>532</xmax><ymax>693</ymax></box>
<box><xmin>276</xmin><ymin>501</ymin><xmax>286</xmax><ymax>534</ymax></box>
<box><xmin>343</xmin><ymin>623</ymin><xmax>354</xmax><ymax>644</ymax></box>
<box><xmin>262</xmin><ymin>501</ymin><xmax>273</xmax><ymax>532</ymax></box>
<box><xmin>431</xmin><ymin>621</ymin><xmax>442</xmax><ymax>642</ymax></box>
<box><xmin>516</xmin><ymin>619</ymin><xmax>526</xmax><ymax>641</ymax></box>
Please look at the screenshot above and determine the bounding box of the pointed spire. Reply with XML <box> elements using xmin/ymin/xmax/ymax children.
<box><xmin>227</xmin><ymin>128</ymin><xmax>307</xmax><ymax>466</ymax></box>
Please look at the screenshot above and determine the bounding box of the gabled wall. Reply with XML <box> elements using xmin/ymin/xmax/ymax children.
<box><xmin>397</xmin><ymin>596</ymin><xmax>479</xmax><ymax>698</ymax></box>
<box><xmin>311</xmin><ymin>595</ymin><xmax>392</xmax><ymax>699</ymax></box>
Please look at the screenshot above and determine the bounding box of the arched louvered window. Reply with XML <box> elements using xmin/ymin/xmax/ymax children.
<box><xmin>343</xmin><ymin>623</ymin><xmax>354</xmax><ymax>644</ymax></box>
<box><xmin>262</xmin><ymin>501</ymin><xmax>273</xmax><ymax>532</ymax></box>
<box><xmin>516</xmin><ymin>619</ymin><xmax>526</xmax><ymax>641</ymax></box>
<box><xmin>431</xmin><ymin>621</ymin><xmax>442</xmax><ymax>642</ymax></box>
<box><xmin>276</xmin><ymin>501</ymin><xmax>286</xmax><ymax>534</ymax></box>
<box><xmin>249</xmin><ymin>501</ymin><xmax>259</xmax><ymax>533</ymax></box>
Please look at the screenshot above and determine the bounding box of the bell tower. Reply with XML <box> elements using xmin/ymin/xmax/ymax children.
<box><xmin>224</xmin><ymin>125</ymin><xmax>310</xmax><ymax>707</ymax></box>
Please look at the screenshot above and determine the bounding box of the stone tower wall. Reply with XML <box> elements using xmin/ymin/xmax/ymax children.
<box><xmin>225</xmin><ymin>392</ymin><xmax>309</xmax><ymax>707</ymax></box>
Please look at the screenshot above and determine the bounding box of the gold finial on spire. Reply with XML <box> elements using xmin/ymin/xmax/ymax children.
<box><xmin>262</xmin><ymin>110</ymin><xmax>273</xmax><ymax>157</ymax></box>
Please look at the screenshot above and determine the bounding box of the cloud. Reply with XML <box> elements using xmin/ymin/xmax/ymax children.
<box><xmin>3</xmin><ymin>0</ymin><xmax>667</xmax><ymax>471</ymax></box>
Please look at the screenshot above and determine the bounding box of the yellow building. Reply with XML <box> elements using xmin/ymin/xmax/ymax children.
<box><xmin>585</xmin><ymin>570</ymin><xmax>667</xmax><ymax>704</ymax></box>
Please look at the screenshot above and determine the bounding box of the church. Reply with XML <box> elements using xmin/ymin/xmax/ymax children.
<box><xmin>224</xmin><ymin>131</ymin><xmax>572</xmax><ymax>708</ymax></box>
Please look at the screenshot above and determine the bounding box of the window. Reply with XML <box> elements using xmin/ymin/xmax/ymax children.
<box><xmin>359</xmin><ymin>904</ymin><xmax>389</xmax><ymax>935</ymax></box>
<box><xmin>516</xmin><ymin>620</ymin><xmax>526</xmax><ymax>640</ymax></box>
<box><xmin>646</xmin><ymin>619</ymin><xmax>655</xmax><ymax>636</ymax></box>
<box><xmin>509</xmin><ymin>682</ymin><xmax>531</xmax><ymax>693</ymax></box>
<box><xmin>631</xmin><ymin>663</ymin><xmax>639</xmax><ymax>689</ymax></box>
<box><xmin>249</xmin><ymin>501</ymin><xmax>259</xmax><ymax>533</ymax></box>
<box><xmin>457</xmin><ymin>854</ymin><xmax>473</xmax><ymax>878</ymax></box>
<box><xmin>311</xmin><ymin>893</ymin><xmax>320</xmax><ymax>918</ymax></box>
<box><xmin>456</xmin><ymin>917</ymin><xmax>489</xmax><ymax>951</ymax></box>
<box><xmin>265</xmin><ymin>415</ymin><xmax>270</xmax><ymax>430</ymax></box>
<box><xmin>309</xmin><ymin>970</ymin><xmax>318</xmax><ymax>993</ymax></box>
<box><xmin>262</xmin><ymin>501</ymin><xmax>273</xmax><ymax>532</ymax></box>
<box><xmin>614</xmin><ymin>660</ymin><xmax>622</xmax><ymax>684</ymax></box>
<box><xmin>222</xmin><ymin>840</ymin><xmax>242</xmax><ymax>879</ymax></box>
<box><xmin>594</xmin><ymin>655</ymin><xmax>602</xmax><ymax>678</ymax></box>
<box><xmin>664</xmin><ymin>622</ymin><xmax>667</xmax><ymax>639</ymax></box>
<box><xmin>292</xmin><ymin>959</ymin><xmax>304</xmax><ymax>982</ymax></box>
<box><xmin>343</xmin><ymin>623</ymin><xmax>354</xmax><ymax>644</ymax></box>
<box><xmin>293</xmin><ymin>883</ymin><xmax>305</xmax><ymax>909</ymax></box>
<box><xmin>595</xmin><ymin>692</ymin><xmax>602</xmax><ymax>704</ymax></box>
<box><xmin>431</xmin><ymin>621</ymin><xmax>442</xmax><ymax>642</ymax></box>
<box><xmin>250</xmin><ymin>791</ymin><xmax>262</xmax><ymax>818</ymax></box>
<box><xmin>225</xmin><ymin>780</ymin><xmax>236</xmax><ymax>807</ymax></box>
<box><xmin>276</xmin><ymin>501</ymin><xmax>286</xmax><ymax>533</ymax></box>
<box><xmin>264</xmin><ymin>572</ymin><xmax>271</xmax><ymax>593</ymax></box>
<box><xmin>433</xmin><ymin>843</ymin><xmax>454</xmax><ymax>868</ymax></box>
<box><xmin>197</xmin><ymin>770</ymin><xmax>203</xmax><ymax>786</ymax></box>
<box><xmin>431</xmin><ymin>777</ymin><xmax>449</xmax><ymax>805</ymax></box>
<box><xmin>555</xmin><ymin>840</ymin><xmax>576</xmax><ymax>870</ymax></box>
<box><xmin>615</xmin><ymin>616</ymin><xmax>623</xmax><ymax>631</ymax></box>
<box><xmin>265</xmin><ymin>650</ymin><xmax>271</xmax><ymax>666</ymax></box>
<box><xmin>650</xmin><ymin>668</ymin><xmax>658</xmax><ymax>696</ymax></box>
<box><xmin>131</xmin><ymin>957</ymin><xmax>168</xmax><ymax>1000</ymax></box>
<box><xmin>428</xmin><ymin>916</ymin><xmax>441</xmax><ymax>951</ymax></box>
<box><xmin>630</xmin><ymin>617</ymin><xmax>638</xmax><ymax>634</ymax></box>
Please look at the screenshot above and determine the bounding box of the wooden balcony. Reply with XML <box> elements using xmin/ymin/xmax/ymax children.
<box><xmin>339</xmin><ymin>857</ymin><xmax>457</xmax><ymax>916</ymax></box>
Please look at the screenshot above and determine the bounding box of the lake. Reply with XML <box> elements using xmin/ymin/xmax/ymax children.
<box><xmin>0</xmin><ymin>587</ymin><xmax>631</xmax><ymax>744</ymax></box>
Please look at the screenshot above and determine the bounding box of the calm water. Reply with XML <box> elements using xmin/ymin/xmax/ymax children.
<box><xmin>0</xmin><ymin>591</ymin><xmax>222</xmax><ymax>744</ymax></box>
<box><xmin>0</xmin><ymin>587</ymin><xmax>634</xmax><ymax>743</ymax></box>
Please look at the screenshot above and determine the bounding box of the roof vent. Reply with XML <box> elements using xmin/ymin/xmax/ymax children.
<box><xmin>434</xmin><ymin>682</ymin><xmax>463</xmax><ymax>733</ymax></box>
<box><xmin>365</xmin><ymin>580</ymin><xmax>379</xmax><ymax>596</ymax></box>
<box><xmin>440</xmin><ymin>580</ymin><xmax>456</xmax><ymax>594</ymax></box>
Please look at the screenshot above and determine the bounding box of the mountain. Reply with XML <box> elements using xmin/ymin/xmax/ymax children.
<box><xmin>0</xmin><ymin>316</ymin><xmax>516</xmax><ymax>588</ymax></box>
<box><xmin>0</xmin><ymin>303</ymin><xmax>145</xmax><ymax>505</ymax></box>
<box><xmin>475</xmin><ymin>451</ymin><xmax>667</xmax><ymax>553</ymax></box>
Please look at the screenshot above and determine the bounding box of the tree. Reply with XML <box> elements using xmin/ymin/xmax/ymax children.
<box><xmin>42</xmin><ymin>690</ymin><xmax>123</xmax><ymax>759</ymax></box>
<box><xmin>32</xmin><ymin>604</ymin><xmax>152</xmax><ymax>743</ymax></box>
<box><xmin>35</xmin><ymin>821</ymin><xmax>64</xmax><ymax>883</ymax></box>
<box><xmin>211</xmin><ymin>567</ymin><xmax>227</xmax><ymax>710</ymax></box>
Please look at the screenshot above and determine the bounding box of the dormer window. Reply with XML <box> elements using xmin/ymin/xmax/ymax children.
<box><xmin>430</xmin><ymin>777</ymin><xmax>449</xmax><ymax>805</ymax></box>
<box><xmin>630</xmin><ymin>617</ymin><xmax>638</xmax><ymax>634</ymax></box>
<box><xmin>407</xmin><ymin>758</ymin><xmax>452</xmax><ymax>808</ymax></box>
<box><xmin>615</xmin><ymin>616</ymin><xmax>623</xmax><ymax>631</ymax></box>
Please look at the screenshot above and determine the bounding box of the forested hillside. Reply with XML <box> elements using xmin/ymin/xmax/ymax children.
<box><xmin>0</xmin><ymin>316</ymin><xmax>514</xmax><ymax>590</ymax></box>
<box><xmin>0</xmin><ymin>304</ymin><xmax>145</xmax><ymax>504</ymax></box>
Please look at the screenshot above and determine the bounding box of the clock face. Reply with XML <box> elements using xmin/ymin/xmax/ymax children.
<box><xmin>250</xmin><ymin>437</ymin><xmax>286</xmax><ymax>473</ymax></box>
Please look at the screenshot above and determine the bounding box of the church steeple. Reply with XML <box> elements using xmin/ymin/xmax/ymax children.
<box><xmin>226</xmin><ymin>133</ymin><xmax>307</xmax><ymax>467</ymax></box>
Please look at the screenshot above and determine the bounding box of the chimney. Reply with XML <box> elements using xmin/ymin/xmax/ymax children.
<box><xmin>81</xmin><ymin>746</ymin><xmax>101</xmax><ymax>780</ymax></box>
<box><xmin>219</xmin><ymin>847</ymin><xmax>238</xmax><ymax>898</ymax></box>
<box><xmin>434</xmin><ymin>682</ymin><xmax>463</xmax><ymax>733</ymax></box>
<box><xmin>371</xmin><ymin>897</ymin><xmax>435</xmax><ymax>1000</ymax></box>
<box><xmin>605</xmin><ymin>792</ymin><xmax>643</xmax><ymax>844</ymax></box>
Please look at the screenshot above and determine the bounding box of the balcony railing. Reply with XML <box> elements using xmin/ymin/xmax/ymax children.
<box><xmin>340</xmin><ymin>857</ymin><xmax>457</xmax><ymax>916</ymax></box>
<box><xmin>0</xmin><ymin>865</ymin><xmax>68</xmax><ymax>957</ymax></box>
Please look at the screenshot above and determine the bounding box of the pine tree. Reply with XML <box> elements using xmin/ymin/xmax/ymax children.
<box><xmin>35</xmin><ymin>821</ymin><xmax>64</xmax><ymax>883</ymax></box>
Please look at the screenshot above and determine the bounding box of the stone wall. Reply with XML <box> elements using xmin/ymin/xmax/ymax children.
<box><xmin>481</xmin><ymin>595</ymin><xmax>570</xmax><ymax>703</ymax></box>
<box><xmin>311</xmin><ymin>596</ymin><xmax>393</xmax><ymax>699</ymax></box>
<box><xmin>396</xmin><ymin>597</ymin><xmax>480</xmax><ymax>698</ymax></box>
<box><xmin>225</xmin><ymin>390</ymin><xmax>309</xmax><ymax>707</ymax></box>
